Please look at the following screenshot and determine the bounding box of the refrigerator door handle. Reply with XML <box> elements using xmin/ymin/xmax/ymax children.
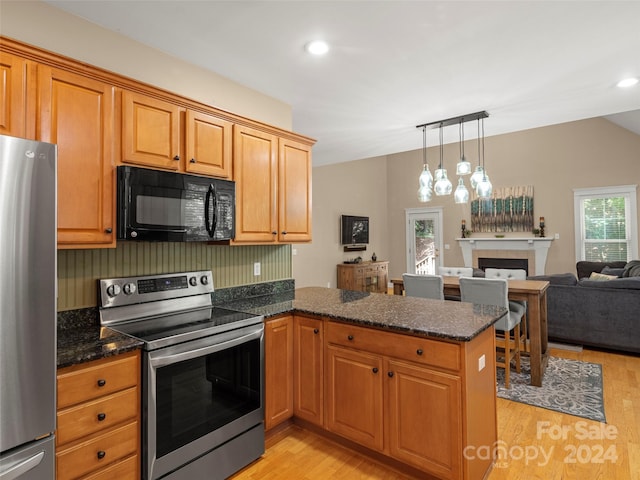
<box><xmin>0</xmin><ymin>450</ymin><xmax>45</xmax><ymax>480</ymax></box>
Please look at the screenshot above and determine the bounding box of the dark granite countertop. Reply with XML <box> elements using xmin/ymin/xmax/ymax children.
<box><xmin>57</xmin><ymin>285</ymin><xmax>505</xmax><ymax>368</ymax></box>
<box><xmin>57</xmin><ymin>307</ymin><xmax>143</xmax><ymax>369</ymax></box>
<box><xmin>223</xmin><ymin>287</ymin><xmax>506</xmax><ymax>342</ymax></box>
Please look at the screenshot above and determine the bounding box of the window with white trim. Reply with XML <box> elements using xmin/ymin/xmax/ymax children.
<box><xmin>573</xmin><ymin>185</ymin><xmax>638</xmax><ymax>262</ymax></box>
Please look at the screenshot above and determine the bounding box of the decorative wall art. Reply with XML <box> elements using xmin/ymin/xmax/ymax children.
<box><xmin>470</xmin><ymin>186</ymin><xmax>534</xmax><ymax>233</ymax></box>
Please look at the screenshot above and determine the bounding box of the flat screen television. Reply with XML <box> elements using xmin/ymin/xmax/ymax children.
<box><xmin>340</xmin><ymin>215</ymin><xmax>369</xmax><ymax>245</ymax></box>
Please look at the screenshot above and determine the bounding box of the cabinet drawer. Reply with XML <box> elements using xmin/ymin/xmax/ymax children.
<box><xmin>326</xmin><ymin>322</ymin><xmax>460</xmax><ymax>372</ymax></box>
<box><xmin>57</xmin><ymin>387</ymin><xmax>138</xmax><ymax>446</ymax></box>
<box><xmin>56</xmin><ymin>421</ymin><xmax>138</xmax><ymax>480</ymax></box>
<box><xmin>82</xmin><ymin>454</ymin><xmax>138</xmax><ymax>480</ymax></box>
<box><xmin>58</xmin><ymin>351</ymin><xmax>139</xmax><ymax>409</ymax></box>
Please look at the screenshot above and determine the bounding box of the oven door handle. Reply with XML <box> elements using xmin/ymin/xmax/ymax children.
<box><xmin>149</xmin><ymin>327</ymin><xmax>263</xmax><ymax>368</ymax></box>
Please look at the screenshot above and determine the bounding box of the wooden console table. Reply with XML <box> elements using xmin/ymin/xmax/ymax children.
<box><xmin>337</xmin><ymin>261</ymin><xmax>388</xmax><ymax>294</ymax></box>
<box><xmin>391</xmin><ymin>276</ymin><xmax>550</xmax><ymax>387</ymax></box>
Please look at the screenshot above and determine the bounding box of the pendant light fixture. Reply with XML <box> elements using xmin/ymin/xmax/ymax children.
<box><xmin>416</xmin><ymin>111</ymin><xmax>488</xmax><ymax>200</ymax></box>
<box><xmin>469</xmin><ymin>118</ymin><xmax>485</xmax><ymax>190</ymax></box>
<box><xmin>475</xmin><ymin>117</ymin><xmax>493</xmax><ymax>198</ymax></box>
<box><xmin>417</xmin><ymin>126</ymin><xmax>433</xmax><ymax>203</ymax></box>
<box><xmin>454</xmin><ymin>177</ymin><xmax>470</xmax><ymax>204</ymax></box>
<box><xmin>434</xmin><ymin>124</ymin><xmax>452</xmax><ymax>196</ymax></box>
<box><xmin>456</xmin><ymin>120</ymin><xmax>471</xmax><ymax>175</ymax></box>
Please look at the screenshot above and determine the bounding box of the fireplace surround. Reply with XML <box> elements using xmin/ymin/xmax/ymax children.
<box><xmin>457</xmin><ymin>238</ymin><xmax>553</xmax><ymax>275</ymax></box>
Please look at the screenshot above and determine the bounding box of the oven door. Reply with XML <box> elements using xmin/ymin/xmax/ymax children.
<box><xmin>117</xmin><ymin>165</ymin><xmax>235</xmax><ymax>242</ymax></box>
<box><xmin>144</xmin><ymin>323</ymin><xmax>264</xmax><ymax>480</ymax></box>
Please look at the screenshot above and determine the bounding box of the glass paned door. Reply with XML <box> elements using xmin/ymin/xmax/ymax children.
<box><xmin>405</xmin><ymin>208</ymin><xmax>443</xmax><ymax>275</ymax></box>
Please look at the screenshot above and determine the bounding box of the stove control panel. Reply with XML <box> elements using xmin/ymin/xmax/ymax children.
<box><xmin>99</xmin><ymin>270</ymin><xmax>214</xmax><ymax>308</ymax></box>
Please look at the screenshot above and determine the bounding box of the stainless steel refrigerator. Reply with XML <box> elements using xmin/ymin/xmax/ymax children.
<box><xmin>0</xmin><ymin>135</ymin><xmax>57</xmax><ymax>479</ymax></box>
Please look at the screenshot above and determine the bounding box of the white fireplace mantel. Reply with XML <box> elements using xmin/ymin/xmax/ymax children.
<box><xmin>456</xmin><ymin>237</ymin><xmax>554</xmax><ymax>275</ymax></box>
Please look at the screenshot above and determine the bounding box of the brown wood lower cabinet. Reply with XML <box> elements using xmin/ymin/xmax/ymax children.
<box><xmin>264</xmin><ymin>315</ymin><xmax>294</xmax><ymax>430</ymax></box>
<box><xmin>288</xmin><ymin>319</ymin><xmax>496</xmax><ymax>480</ymax></box>
<box><xmin>293</xmin><ymin>315</ymin><xmax>324</xmax><ymax>426</ymax></box>
<box><xmin>56</xmin><ymin>350</ymin><xmax>140</xmax><ymax>480</ymax></box>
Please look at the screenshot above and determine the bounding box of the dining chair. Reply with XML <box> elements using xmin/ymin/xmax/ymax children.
<box><xmin>437</xmin><ymin>266</ymin><xmax>474</xmax><ymax>300</ymax></box>
<box><xmin>484</xmin><ymin>268</ymin><xmax>528</xmax><ymax>352</ymax></box>
<box><xmin>459</xmin><ymin>277</ymin><xmax>525</xmax><ymax>388</ymax></box>
<box><xmin>402</xmin><ymin>273</ymin><xmax>444</xmax><ymax>300</ymax></box>
<box><xmin>438</xmin><ymin>266</ymin><xmax>474</xmax><ymax>278</ymax></box>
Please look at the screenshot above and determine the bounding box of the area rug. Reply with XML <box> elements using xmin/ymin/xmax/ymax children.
<box><xmin>496</xmin><ymin>356</ymin><xmax>606</xmax><ymax>423</ymax></box>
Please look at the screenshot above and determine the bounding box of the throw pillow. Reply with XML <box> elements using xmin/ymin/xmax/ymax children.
<box><xmin>622</xmin><ymin>260</ymin><xmax>640</xmax><ymax>277</ymax></box>
<box><xmin>601</xmin><ymin>266</ymin><xmax>625</xmax><ymax>277</ymax></box>
<box><xmin>589</xmin><ymin>272</ymin><xmax>618</xmax><ymax>281</ymax></box>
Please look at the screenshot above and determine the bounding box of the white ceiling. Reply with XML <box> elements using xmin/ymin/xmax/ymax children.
<box><xmin>45</xmin><ymin>0</ymin><xmax>640</xmax><ymax>166</ymax></box>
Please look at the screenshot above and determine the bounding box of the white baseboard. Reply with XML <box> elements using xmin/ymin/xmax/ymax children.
<box><xmin>548</xmin><ymin>341</ymin><xmax>583</xmax><ymax>352</ymax></box>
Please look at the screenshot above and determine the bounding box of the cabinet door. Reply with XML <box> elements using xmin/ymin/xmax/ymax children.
<box><xmin>1</xmin><ymin>52</ymin><xmax>33</xmax><ymax>138</ymax></box>
<box><xmin>38</xmin><ymin>66</ymin><xmax>115</xmax><ymax>247</ymax></box>
<box><xmin>278</xmin><ymin>138</ymin><xmax>312</xmax><ymax>242</ymax></box>
<box><xmin>293</xmin><ymin>316</ymin><xmax>323</xmax><ymax>426</ymax></box>
<box><xmin>122</xmin><ymin>91</ymin><xmax>181</xmax><ymax>170</ymax></box>
<box><xmin>233</xmin><ymin>125</ymin><xmax>278</xmax><ymax>242</ymax></box>
<box><xmin>325</xmin><ymin>345</ymin><xmax>384</xmax><ymax>451</ymax></box>
<box><xmin>264</xmin><ymin>315</ymin><xmax>293</xmax><ymax>430</ymax></box>
<box><xmin>387</xmin><ymin>359</ymin><xmax>462</xmax><ymax>479</ymax></box>
<box><xmin>185</xmin><ymin>110</ymin><xmax>232</xmax><ymax>178</ymax></box>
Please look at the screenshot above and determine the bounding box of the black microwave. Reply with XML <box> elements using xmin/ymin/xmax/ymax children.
<box><xmin>117</xmin><ymin>166</ymin><xmax>235</xmax><ymax>242</ymax></box>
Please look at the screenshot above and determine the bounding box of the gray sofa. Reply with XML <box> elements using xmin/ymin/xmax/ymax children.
<box><xmin>529</xmin><ymin>261</ymin><xmax>640</xmax><ymax>354</ymax></box>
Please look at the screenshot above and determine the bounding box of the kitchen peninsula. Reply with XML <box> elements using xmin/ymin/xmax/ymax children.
<box><xmin>225</xmin><ymin>287</ymin><xmax>505</xmax><ymax>480</ymax></box>
<box><xmin>57</xmin><ymin>286</ymin><xmax>505</xmax><ymax>480</ymax></box>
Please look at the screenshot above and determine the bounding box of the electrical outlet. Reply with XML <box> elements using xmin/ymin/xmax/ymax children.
<box><xmin>478</xmin><ymin>354</ymin><xmax>486</xmax><ymax>372</ymax></box>
<box><xmin>327</xmin><ymin>281</ymin><xmax>331</xmax><ymax>288</ymax></box>
<box><xmin>554</xmin><ymin>233</ymin><xmax>560</xmax><ymax>239</ymax></box>
<box><xmin>253</xmin><ymin>262</ymin><xmax>261</xmax><ymax>276</ymax></box>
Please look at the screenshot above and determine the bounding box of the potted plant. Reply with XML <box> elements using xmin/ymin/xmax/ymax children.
<box><xmin>532</xmin><ymin>228</ymin><xmax>541</xmax><ymax>237</ymax></box>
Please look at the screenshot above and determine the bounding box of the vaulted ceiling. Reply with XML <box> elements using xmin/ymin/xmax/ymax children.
<box><xmin>46</xmin><ymin>1</ymin><xmax>640</xmax><ymax>166</ymax></box>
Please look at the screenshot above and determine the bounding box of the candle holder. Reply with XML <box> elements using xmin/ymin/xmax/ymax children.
<box><xmin>461</xmin><ymin>221</ymin><xmax>467</xmax><ymax>238</ymax></box>
<box><xmin>539</xmin><ymin>221</ymin><xmax>545</xmax><ymax>238</ymax></box>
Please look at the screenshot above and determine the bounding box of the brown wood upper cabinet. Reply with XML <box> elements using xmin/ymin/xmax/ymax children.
<box><xmin>122</xmin><ymin>91</ymin><xmax>232</xmax><ymax>178</ymax></box>
<box><xmin>233</xmin><ymin>125</ymin><xmax>312</xmax><ymax>243</ymax></box>
<box><xmin>38</xmin><ymin>65</ymin><xmax>116</xmax><ymax>248</ymax></box>
<box><xmin>0</xmin><ymin>52</ymin><xmax>34</xmax><ymax>139</ymax></box>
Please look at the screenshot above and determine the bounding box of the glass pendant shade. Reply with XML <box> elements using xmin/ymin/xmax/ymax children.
<box><xmin>434</xmin><ymin>169</ymin><xmax>453</xmax><ymax>196</ymax></box>
<box><xmin>456</xmin><ymin>156</ymin><xmax>472</xmax><ymax>175</ymax></box>
<box><xmin>476</xmin><ymin>174</ymin><xmax>493</xmax><ymax>198</ymax></box>
<box><xmin>454</xmin><ymin>178</ymin><xmax>470</xmax><ymax>204</ymax></box>
<box><xmin>417</xmin><ymin>164</ymin><xmax>433</xmax><ymax>202</ymax></box>
<box><xmin>469</xmin><ymin>165</ymin><xmax>485</xmax><ymax>189</ymax></box>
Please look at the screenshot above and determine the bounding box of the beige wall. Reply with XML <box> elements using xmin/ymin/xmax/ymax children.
<box><xmin>297</xmin><ymin>118</ymin><xmax>640</xmax><ymax>286</ymax></box>
<box><xmin>293</xmin><ymin>156</ymin><xmax>389</xmax><ymax>288</ymax></box>
<box><xmin>0</xmin><ymin>0</ymin><xmax>292</xmax><ymax>129</ymax></box>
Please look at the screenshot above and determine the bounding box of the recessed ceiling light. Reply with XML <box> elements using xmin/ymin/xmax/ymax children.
<box><xmin>305</xmin><ymin>40</ymin><xmax>329</xmax><ymax>56</ymax></box>
<box><xmin>616</xmin><ymin>77</ymin><xmax>638</xmax><ymax>88</ymax></box>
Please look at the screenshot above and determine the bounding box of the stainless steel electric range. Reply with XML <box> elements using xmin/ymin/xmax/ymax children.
<box><xmin>99</xmin><ymin>271</ymin><xmax>265</xmax><ymax>480</ymax></box>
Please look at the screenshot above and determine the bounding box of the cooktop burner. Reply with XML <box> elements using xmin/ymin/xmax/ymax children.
<box><xmin>98</xmin><ymin>271</ymin><xmax>263</xmax><ymax>350</ymax></box>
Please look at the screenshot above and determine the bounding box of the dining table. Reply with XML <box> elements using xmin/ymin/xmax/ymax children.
<box><xmin>391</xmin><ymin>276</ymin><xmax>550</xmax><ymax>387</ymax></box>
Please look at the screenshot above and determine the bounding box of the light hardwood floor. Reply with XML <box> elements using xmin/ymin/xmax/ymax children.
<box><xmin>231</xmin><ymin>347</ymin><xmax>640</xmax><ymax>480</ymax></box>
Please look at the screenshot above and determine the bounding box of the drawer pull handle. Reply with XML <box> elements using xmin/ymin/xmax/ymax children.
<box><xmin>416</xmin><ymin>348</ymin><xmax>424</xmax><ymax>356</ymax></box>
<box><xmin>190</xmin><ymin>158</ymin><xmax>196</xmax><ymax>163</ymax></box>
<box><xmin>347</xmin><ymin>335</ymin><xmax>354</xmax><ymax>341</ymax></box>
<box><xmin>313</xmin><ymin>328</ymin><xmax>319</xmax><ymax>334</ymax></box>
<box><xmin>97</xmin><ymin>379</ymin><xmax>106</xmax><ymax>387</ymax></box>
<box><xmin>105</xmin><ymin>227</ymin><xmax>112</xmax><ymax>234</ymax></box>
<box><xmin>173</xmin><ymin>155</ymin><xmax>180</xmax><ymax>161</ymax></box>
<box><xmin>372</xmin><ymin>367</ymin><xmax>378</xmax><ymax>374</ymax></box>
<box><xmin>97</xmin><ymin>413</ymin><xmax>106</xmax><ymax>421</ymax></box>
<box><xmin>97</xmin><ymin>451</ymin><xmax>106</xmax><ymax>460</ymax></box>
<box><xmin>388</xmin><ymin>371</ymin><xmax>394</xmax><ymax>378</ymax></box>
